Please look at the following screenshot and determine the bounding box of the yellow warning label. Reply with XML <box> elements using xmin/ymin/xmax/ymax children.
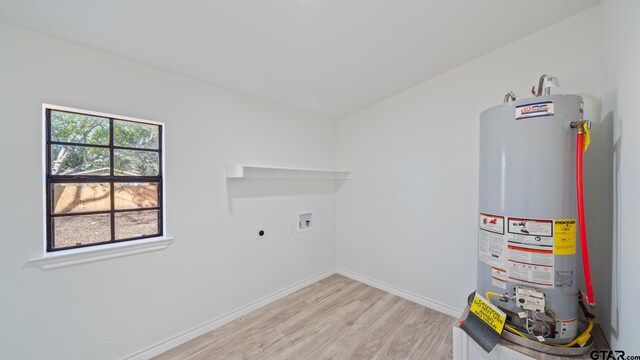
<box><xmin>470</xmin><ymin>293</ymin><xmax>506</xmax><ymax>334</ymax></box>
<box><xmin>554</xmin><ymin>219</ymin><xmax>576</xmax><ymax>255</ymax></box>
<box><xmin>583</xmin><ymin>123</ymin><xmax>591</xmax><ymax>152</ymax></box>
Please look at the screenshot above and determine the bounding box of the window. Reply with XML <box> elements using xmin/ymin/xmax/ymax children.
<box><xmin>45</xmin><ymin>106</ymin><xmax>163</xmax><ymax>252</ymax></box>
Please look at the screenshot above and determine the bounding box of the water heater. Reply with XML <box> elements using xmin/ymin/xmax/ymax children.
<box><xmin>475</xmin><ymin>75</ymin><xmax>594</xmax><ymax>353</ymax></box>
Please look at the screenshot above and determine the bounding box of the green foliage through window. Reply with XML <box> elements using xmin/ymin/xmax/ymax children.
<box><xmin>49</xmin><ymin>111</ymin><xmax>161</xmax><ymax>176</ymax></box>
<box><xmin>51</xmin><ymin>111</ymin><xmax>109</xmax><ymax>145</ymax></box>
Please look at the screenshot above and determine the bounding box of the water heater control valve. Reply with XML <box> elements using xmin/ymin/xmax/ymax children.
<box><xmin>515</xmin><ymin>286</ymin><xmax>546</xmax><ymax>313</ymax></box>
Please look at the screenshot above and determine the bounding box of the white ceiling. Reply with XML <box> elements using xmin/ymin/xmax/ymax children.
<box><xmin>0</xmin><ymin>0</ymin><xmax>598</xmax><ymax>119</ymax></box>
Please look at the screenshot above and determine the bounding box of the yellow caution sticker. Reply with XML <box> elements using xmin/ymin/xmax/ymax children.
<box><xmin>470</xmin><ymin>293</ymin><xmax>507</xmax><ymax>334</ymax></box>
<box><xmin>554</xmin><ymin>219</ymin><xmax>577</xmax><ymax>255</ymax></box>
<box><xmin>583</xmin><ymin>123</ymin><xmax>590</xmax><ymax>152</ymax></box>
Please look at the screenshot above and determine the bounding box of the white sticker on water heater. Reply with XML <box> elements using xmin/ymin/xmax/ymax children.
<box><xmin>480</xmin><ymin>213</ymin><xmax>505</xmax><ymax>234</ymax></box>
<box><xmin>478</xmin><ymin>213</ymin><xmax>507</xmax><ymax>271</ymax></box>
<box><xmin>559</xmin><ymin>317</ymin><xmax>578</xmax><ymax>339</ymax></box>
<box><xmin>507</xmin><ymin>217</ymin><xmax>553</xmax><ymax>238</ymax></box>
<box><xmin>491</xmin><ymin>267</ymin><xmax>507</xmax><ymax>289</ymax></box>
<box><xmin>506</xmin><ymin>216</ymin><xmax>555</xmax><ymax>289</ymax></box>
<box><xmin>515</xmin><ymin>101</ymin><xmax>554</xmax><ymax>120</ymax></box>
<box><xmin>507</xmin><ymin>245</ymin><xmax>554</xmax><ymax>288</ymax></box>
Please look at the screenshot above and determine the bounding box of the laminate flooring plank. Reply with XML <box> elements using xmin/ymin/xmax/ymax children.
<box><xmin>315</xmin><ymin>292</ymin><xmax>402</xmax><ymax>360</ymax></box>
<box><xmin>408</xmin><ymin>312</ymin><xmax>457</xmax><ymax>360</ymax></box>
<box><xmin>193</xmin><ymin>279</ymin><xmax>365</xmax><ymax>360</ymax></box>
<box><xmin>153</xmin><ymin>275</ymin><xmax>456</xmax><ymax>360</ymax></box>
<box><xmin>260</xmin><ymin>284</ymin><xmax>374</xmax><ymax>359</ymax></box>
<box><xmin>346</xmin><ymin>298</ymin><xmax>419</xmax><ymax>360</ymax></box>
<box><xmin>378</xmin><ymin>305</ymin><xmax>448</xmax><ymax>360</ymax></box>
<box><xmin>155</xmin><ymin>275</ymin><xmax>348</xmax><ymax>360</ymax></box>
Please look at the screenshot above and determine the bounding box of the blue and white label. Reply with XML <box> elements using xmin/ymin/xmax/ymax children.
<box><xmin>515</xmin><ymin>101</ymin><xmax>554</xmax><ymax>120</ymax></box>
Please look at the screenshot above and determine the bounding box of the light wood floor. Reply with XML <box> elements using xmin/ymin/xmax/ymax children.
<box><xmin>154</xmin><ymin>274</ymin><xmax>457</xmax><ymax>360</ymax></box>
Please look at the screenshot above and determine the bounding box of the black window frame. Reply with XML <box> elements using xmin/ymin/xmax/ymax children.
<box><xmin>45</xmin><ymin>107</ymin><xmax>164</xmax><ymax>252</ymax></box>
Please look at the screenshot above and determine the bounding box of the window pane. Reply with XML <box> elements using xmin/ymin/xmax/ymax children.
<box><xmin>53</xmin><ymin>214</ymin><xmax>111</xmax><ymax>249</ymax></box>
<box><xmin>50</xmin><ymin>110</ymin><xmax>109</xmax><ymax>145</ymax></box>
<box><xmin>115</xmin><ymin>210</ymin><xmax>160</xmax><ymax>240</ymax></box>
<box><xmin>115</xmin><ymin>183</ymin><xmax>159</xmax><ymax>210</ymax></box>
<box><xmin>115</xmin><ymin>149</ymin><xmax>159</xmax><ymax>176</ymax></box>
<box><xmin>52</xmin><ymin>183</ymin><xmax>111</xmax><ymax>214</ymax></box>
<box><xmin>114</xmin><ymin>120</ymin><xmax>159</xmax><ymax>149</ymax></box>
<box><xmin>51</xmin><ymin>145</ymin><xmax>110</xmax><ymax>176</ymax></box>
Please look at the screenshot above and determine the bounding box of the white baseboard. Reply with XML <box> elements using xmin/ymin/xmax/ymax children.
<box><xmin>121</xmin><ymin>268</ymin><xmax>336</xmax><ymax>360</ymax></box>
<box><xmin>336</xmin><ymin>267</ymin><xmax>464</xmax><ymax>318</ymax></box>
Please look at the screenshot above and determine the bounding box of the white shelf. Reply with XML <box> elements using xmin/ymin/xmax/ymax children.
<box><xmin>226</xmin><ymin>164</ymin><xmax>352</xmax><ymax>180</ymax></box>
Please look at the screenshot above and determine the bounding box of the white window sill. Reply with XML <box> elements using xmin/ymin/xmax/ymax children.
<box><xmin>30</xmin><ymin>236</ymin><xmax>174</xmax><ymax>270</ymax></box>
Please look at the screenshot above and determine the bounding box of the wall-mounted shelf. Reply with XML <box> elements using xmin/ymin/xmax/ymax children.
<box><xmin>226</xmin><ymin>164</ymin><xmax>353</xmax><ymax>180</ymax></box>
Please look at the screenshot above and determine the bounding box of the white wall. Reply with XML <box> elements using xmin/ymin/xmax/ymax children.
<box><xmin>336</xmin><ymin>6</ymin><xmax>604</xmax><ymax>317</ymax></box>
<box><xmin>0</xmin><ymin>23</ymin><xmax>337</xmax><ymax>360</ymax></box>
<box><xmin>602</xmin><ymin>0</ymin><xmax>640</xmax><ymax>353</ymax></box>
